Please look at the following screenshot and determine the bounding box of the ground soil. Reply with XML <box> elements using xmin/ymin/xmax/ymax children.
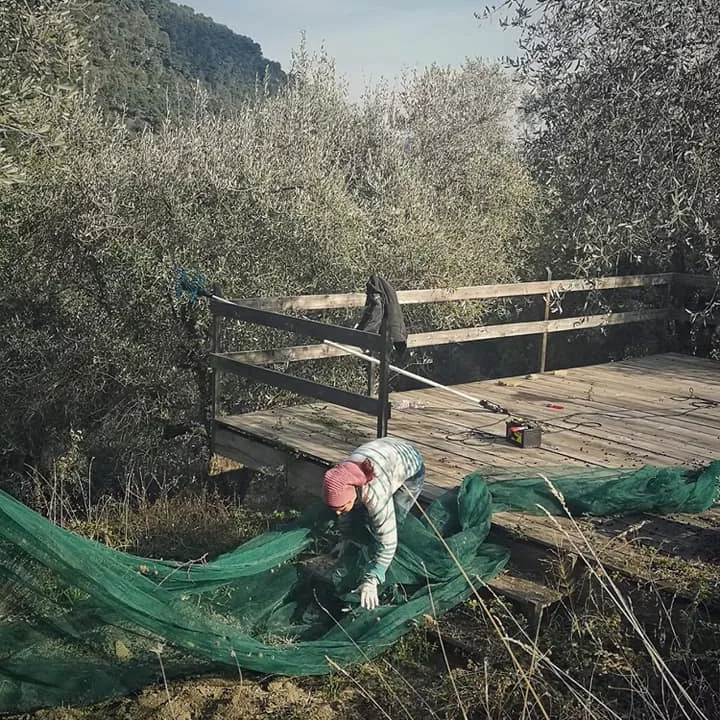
<box><xmin>27</xmin><ymin>677</ymin><xmax>348</xmax><ymax>720</ymax></box>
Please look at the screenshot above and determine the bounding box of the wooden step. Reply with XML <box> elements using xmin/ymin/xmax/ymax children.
<box><xmin>486</xmin><ymin>571</ymin><xmax>565</xmax><ymax>630</ymax></box>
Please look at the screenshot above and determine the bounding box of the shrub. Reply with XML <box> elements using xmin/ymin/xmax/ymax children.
<box><xmin>1</xmin><ymin>47</ymin><xmax>535</xmax><ymax>491</ymax></box>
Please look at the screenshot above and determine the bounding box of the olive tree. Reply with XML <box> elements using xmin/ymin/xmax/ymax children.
<box><xmin>1</xmin><ymin>46</ymin><xmax>535</xmax><ymax>489</ymax></box>
<box><xmin>0</xmin><ymin>0</ymin><xmax>86</xmax><ymax>185</ymax></box>
<box><xmin>486</xmin><ymin>0</ymin><xmax>720</xmax><ymax>279</ymax></box>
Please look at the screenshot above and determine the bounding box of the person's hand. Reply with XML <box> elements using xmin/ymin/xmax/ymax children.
<box><xmin>358</xmin><ymin>576</ymin><xmax>379</xmax><ymax>610</ymax></box>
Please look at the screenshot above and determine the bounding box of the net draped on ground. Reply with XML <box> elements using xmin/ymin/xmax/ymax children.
<box><xmin>1</xmin><ymin>462</ymin><xmax>719</xmax><ymax>712</ymax></box>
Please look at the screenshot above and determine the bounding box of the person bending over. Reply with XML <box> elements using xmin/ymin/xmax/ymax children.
<box><xmin>323</xmin><ymin>437</ymin><xmax>425</xmax><ymax>610</ymax></box>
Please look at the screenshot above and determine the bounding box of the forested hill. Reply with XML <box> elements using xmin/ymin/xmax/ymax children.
<box><xmin>82</xmin><ymin>0</ymin><xmax>285</xmax><ymax>126</ymax></box>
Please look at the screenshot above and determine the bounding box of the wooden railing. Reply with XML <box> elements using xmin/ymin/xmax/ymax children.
<box><xmin>209</xmin><ymin>272</ymin><xmax>714</xmax><ymax>439</ymax></box>
<box><xmin>209</xmin><ymin>295</ymin><xmax>394</xmax><ymax>437</ymax></box>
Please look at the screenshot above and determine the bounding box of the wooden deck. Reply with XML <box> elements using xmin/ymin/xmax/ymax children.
<box><xmin>214</xmin><ymin>352</ymin><xmax>720</xmax><ymax>496</ymax></box>
<box><xmin>213</xmin><ymin>352</ymin><xmax>720</xmax><ymax>618</ymax></box>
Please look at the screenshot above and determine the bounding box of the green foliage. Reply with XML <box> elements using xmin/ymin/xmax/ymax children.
<box><xmin>0</xmin><ymin>0</ymin><xmax>86</xmax><ymax>185</ymax></box>
<box><xmin>488</xmin><ymin>1</ymin><xmax>720</xmax><ymax>280</ymax></box>
<box><xmin>1</xmin><ymin>46</ymin><xmax>534</xmax><ymax>485</ymax></box>
<box><xmin>81</xmin><ymin>0</ymin><xmax>285</xmax><ymax>127</ymax></box>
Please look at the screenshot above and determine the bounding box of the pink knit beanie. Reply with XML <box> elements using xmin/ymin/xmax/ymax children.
<box><xmin>323</xmin><ymin>462</ymin><xmax>369</xmax><ymax>509</ymax></box>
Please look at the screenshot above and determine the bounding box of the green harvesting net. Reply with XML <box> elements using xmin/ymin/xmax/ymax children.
<box><xmin>1</xmin><ymin>461</ymin><xmax>719</xmax><ymax>713</ymax></box>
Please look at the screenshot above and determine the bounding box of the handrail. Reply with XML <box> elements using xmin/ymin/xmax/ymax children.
<box><xmin>209</xmin><ymin>297</ymin><xmax>392</xmax><ymax>436</ymax></box>
<box><xmin>209</xmin><ymin>297</ymin><xmax>383</xmax><ymax>351</ymax></box>
<box><xmin>210</xmin><ymin>272</ymin><xmax>691</xmax><ymax>439</ymax></box>
<box><xmin>217</xmin><ymin>308</ymin><xmax>674</xmax><ymax>366</ymax></box>
<box><xmin>233</xmin><ymin>273</ymin><xmax>674</xmax><ymax>312</ymax></box>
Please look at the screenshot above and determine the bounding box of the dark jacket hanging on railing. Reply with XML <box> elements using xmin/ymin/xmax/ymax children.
<box><xmin>355</xmin><ymin>275</ymin><xmax>408</xmax><ymax>353</ymax></box>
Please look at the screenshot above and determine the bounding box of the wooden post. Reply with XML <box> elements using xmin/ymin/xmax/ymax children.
<box><xmin>665</xmin><ymin>277</ymin><xmax>674</xmax><ymax>353</ymax></box>
<box><xmin>669</xmin><ymin>274</ymin><xmax>691</xmax><ymax>353</ymax></box>
<box><xmin>376</xmin><ymin>316</ymin><xmax>391</xmax><ymax>438</ymax></box>
<box><xmin>211</xmin><ymin>314</ymin><xmax>221</xmax><ymax>421</ymax></box>
<box><xmin>366</xmin><ymin>356</ymin><xmax>376</xmax><ymax>396</ymax></box>
<box><xmin>539</xmin><ymin>267</ymin><xmax>552</xmax><ymax>373</ymax></box>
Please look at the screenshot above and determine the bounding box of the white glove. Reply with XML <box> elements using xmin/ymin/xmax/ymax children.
<box><xmin>358</xmin><ymin>576</ymin><xmax>379</xmax><ymax>610</ymax></box>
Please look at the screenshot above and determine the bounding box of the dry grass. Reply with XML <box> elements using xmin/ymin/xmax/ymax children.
<box><xmin>21</xmin><ymin>454</ymin><xmax>295</xmax><ymax>561</ymax></box>
<box><xmin>7</xmin><ymin>472</ymin><xmax>720</xmax><ymax>720</ymax></box>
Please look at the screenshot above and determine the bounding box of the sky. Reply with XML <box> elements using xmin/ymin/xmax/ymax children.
<box><xmin>180</xmin><ymin>1</ymin><xmax>521</xmax><ymax>98</ymax></box>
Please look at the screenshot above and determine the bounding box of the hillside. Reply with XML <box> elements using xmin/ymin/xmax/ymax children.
<box><xmin>82</xmin><ymin>0</ymin><xmax>285</xmax><ymax>126</ymax></box>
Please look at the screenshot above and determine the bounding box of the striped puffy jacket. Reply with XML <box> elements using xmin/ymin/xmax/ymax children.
<box><xmin>345</xmin><ymin>437</ymin><xmax>424</xmax><ymax>583</ymax></box>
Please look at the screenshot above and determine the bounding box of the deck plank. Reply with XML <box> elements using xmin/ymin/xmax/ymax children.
<box><xmin>216</xmin><ymin>353</ymin><xmax>720</xmax><ymax>486</ymax></box>
<box><xmin>388</xmin><ymin>378</ymin><xmax>699</xmax><ymax>466</ymax></box>
<box><xmin>212</xmin><ymin>353</ymin><xmax>720</xmax><ymax>614</ymax></box>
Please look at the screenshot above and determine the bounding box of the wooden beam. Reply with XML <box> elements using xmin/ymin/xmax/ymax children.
<box><xmin>211</xmin><ymin>315</ymin><xmax>222</xmax><ymax>418</ymax></box>
<box><xmin>210</xmin><ymin>353</ymin><xmax>380</xmax><ymax>416</ymax></box>
<box><xmin>393</xmin><ymin>274</ymin><xmax>672</xmax><ymax>303</ymax></box>
<box><xmin>237</xmin><ymin>292</ymin><xmax>366</xmax><ymax>312</ymax></box>
<box><xmin>539</xmin><ymin>268</ymin><xmax>552</xmax><ymax>373</ymax></box>
<box><xmin>232</xmin><ymin>274</ymin><xmax>673</xmax><ymax>312</ymax></box>
<box><xmin>212</xmin><ymin>423</ymin><xmax>288</xmax><ymax>470</ymax></box>
<box><xmin>286</xmin><ymin>455</ymin><xmax>329</xmax><ymax>500</ymax></box>
<box><xmin>376</xmin><ymin>317</ymin><xmax>391</xmax><ymax>438</ymax></box>
<box><xmin>221</xmin><ymin>308</ymin><xmax>672</xmax><ymax>365</ymax></box>
<box><xmin>209</xmin><ymin>297</ymin><xmax>383</xmax><ymax>351</ymax></box>
<box><xmin>407</xmin><ymin>308</ymin><xmax>669</xmax><ymax>348</ymax></box>
<box><xmin>224</xmin><ymin>344</ymin><xmax>349</xmax><ymax>365</ymax></box>
<box><xmin>212</xmin><ymin>423</ymin><xmax>330</xmax><ymax>500</ymax></box>
<box><xmin>673</xmin><ymin>274</ymin><xmax>718</xmax><ymax>291</ymax></box>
